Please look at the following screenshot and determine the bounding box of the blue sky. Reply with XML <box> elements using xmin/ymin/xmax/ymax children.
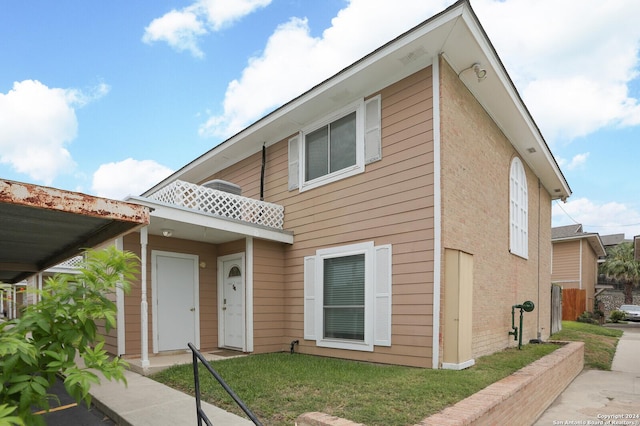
<box><xmin>2</xmin><ymin>0</ymin><xmax>640</xmax><ymax>238</ymax></box>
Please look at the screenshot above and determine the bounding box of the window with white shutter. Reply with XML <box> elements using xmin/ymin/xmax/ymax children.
<box><xmin>303</xmin><ymin>242</ymin><xmax>392</xmax><ymax>352</ymax></box>
<box><xmin>288</xmin><ymin>134</ymin><xmax>300</xmax><ymax>190</ymax></box>
<box><xmin>364</xmin><ymin>95</ymin><xmax>381</xmax><ymax>164</ymax></box>
<box><xmin>288</xmin><ymin>96</ymin><xmax>381</xmax><ymax>192</ymax></box>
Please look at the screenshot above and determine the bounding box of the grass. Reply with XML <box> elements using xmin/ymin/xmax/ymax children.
<box><xmin>151</xmin><ymin>343</ymin><xmax>558</xmax><ymax>426</ymax></box>
<box><xmin>549</xmin><ymin>320</ymin><xmax>623</xmax><ymax>370</ymax></box>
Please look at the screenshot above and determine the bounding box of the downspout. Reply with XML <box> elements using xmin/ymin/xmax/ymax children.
<box><xmin>536</xmin><ymin>178</ymin><xmax>541</xmax><ymax>341</ymax></box>
<box><xmin>260</xmin><ymin>144</ymin><xmax>266</xmax><ymax>201</ymax></box>
<box><xmin>432</xmin><ymin>55</ymin><xmax>443</xmax><ymax>369</ymax></box>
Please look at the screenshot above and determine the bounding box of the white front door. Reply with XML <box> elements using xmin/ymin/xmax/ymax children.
<box><xmin>219</xmin><ymin>255</ymin><xmax>245</xmax><ymax>350</ymax></box>
<box><xmin>153</xmin><ymin>251</ymin><xmax>199</xmax><ymax>352</ymax></box>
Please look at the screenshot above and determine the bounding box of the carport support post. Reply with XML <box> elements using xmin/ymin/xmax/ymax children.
<box><xmin>140</xmin><ymin>226</ymin><xmax>150</xmax><ymax>369</ymax></box>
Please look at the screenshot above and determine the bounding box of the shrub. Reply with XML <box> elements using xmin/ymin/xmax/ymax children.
<box><xmin>0</xmin><ymin>246</ymin><xmax>138</xmax><ymax>425</ymax></box>
<box><xmin>609</xmin><ymin>310</ymin><xmax>626</xmax><ymax>323</ymax></box>
<box><xmin>577</xmin><ymin>311</ymin><xmax>598</xmax><ymax>324</ymax></box>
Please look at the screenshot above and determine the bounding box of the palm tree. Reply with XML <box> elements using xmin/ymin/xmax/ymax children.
<box><xmin>600</xmin><ymin>241</ymin><xmax>640</xmax><ymax>304</ymax></box>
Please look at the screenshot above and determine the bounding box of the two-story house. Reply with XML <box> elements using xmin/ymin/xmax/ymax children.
<box><xmin>110</xmin><ymin>0</ymin><xmax>570</xmax><ymax>371</ymax></box>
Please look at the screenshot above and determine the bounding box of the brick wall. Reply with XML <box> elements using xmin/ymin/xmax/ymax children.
<box><xmin>419</xmin><ymin>342</ymin><xmax>583</xmax><ymax>425</ymax></box>
<box><xmin>438</xmin><ymin>56</ymin><xmax>552</xmax><ymax>359</ymax></box>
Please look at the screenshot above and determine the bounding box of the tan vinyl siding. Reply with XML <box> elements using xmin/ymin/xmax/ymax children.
<box><xmin>206</xmin><ymin>67</ymin><xmax>435</xmax><ymax>367</ymax></box>
<box><xmin>252</xmin><ymin>239</ymin><xmax>286</xmax><ymax>353</ymax></box>
<box><xmin>581</xmin><ymin>240</ymin><xmax>598</xmax><ymax>311</ymax></box>
<box><xmin>439</xmin><ymin>57</ymin><xmax>552</xmax><ymax>359</ymax></box>
<box><xmin>99</xmin><ymin>291</ymin><xmax>117</xmax><ymax>355</ymax></box>
<box><xmin>551</xmin><ymin>241</ymin><xmax>580</xmax><ymax>284</ymax></box>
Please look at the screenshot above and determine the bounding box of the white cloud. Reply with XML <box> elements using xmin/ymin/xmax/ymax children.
<box><xmin>0</xmin><ymin>80</ymin><xmax>109</xmax><ymax>185</ymax></box>
<box><xmin>143</xmin><ymin>0</ymin><xmax>272</xmax><ymax>57</ymax></box>
<box><xmin>553</xmin><ymin>198</ymin><xmax>640</xmax><ymax>239</ymax></box>
<box><xmin>196</xmin><ymin>0</ymin><xmax>273</xmax><ymax>31</ymax></box>
<box><xmin>557</xmin><ymin>152</ymin><xmax>590</xmax><ymax>171</ymax></box>
<box><xmin>473</xmin><ymin>0</ymin><xmax>640</xmax><ymax>143</ymax></box>
<box><xmin>91</xmin><ymin>158</ymin><xmax>174</xmax><ymax>200</ymax></box>
<box><xmin>200</xmin><ymin>0</ymin><xmax>450</xmax><ymax>138</ymax></box>
<box><xmin>199</xmin><ymin>0</ymin><xmax>640</xmax><ymax>143</ymax></box>
<box><xmin>143</xmin><ymin>9</ymin><xmax>207</xmax><ymax>58</ymax></box>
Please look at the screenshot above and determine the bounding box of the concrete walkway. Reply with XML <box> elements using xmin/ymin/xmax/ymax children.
<box><xmin>534</xmin><ymin>323</ymin><xmax>640</xmax><ymax>425</ymax></box>
<box><xmin>90</xmin><ymin>363</ymin><xmax>254</xmax><ymax>425</ymax></box>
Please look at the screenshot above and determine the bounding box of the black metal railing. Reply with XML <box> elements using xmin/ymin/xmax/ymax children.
<box><xmin>188</xmin><ymin>343</ymin><xmax>263</xmax><ymax>426</ymax></box>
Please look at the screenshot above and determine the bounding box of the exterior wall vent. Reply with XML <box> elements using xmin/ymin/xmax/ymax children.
<box><xmin>202</xmin><ymin>179</ymin><xmax>242</xmax><ymax>196</ymax></box>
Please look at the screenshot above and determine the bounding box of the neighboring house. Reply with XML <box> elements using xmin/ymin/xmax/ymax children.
<box><xmin>108</xmin><ymin>0</ymin><xmax>570</xmax><ymax>370</ymax></box>
<box><xmin>1</xmin><ymin>256</ymin><xmax>84</xmax><ymax>320</ymax></box>
<box><xmin>551</xmin><ymin>224</ymin><xmax>606</xmax><ymax>312</ymax></box>
<box><xmin>600</xmin><ymin>233</ymin><xmax>629</xmax><ymax>250</ymax></box>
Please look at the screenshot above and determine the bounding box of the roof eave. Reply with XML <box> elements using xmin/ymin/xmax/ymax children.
<box><xmin>552</xmin><ymin>233</ymin><xmax>606</xmax><ymax>257</ymax></box>
<box><xmin>142</xmin><ymin>0</ymin><xmax>570</xmax><ymax>202</ymax></box>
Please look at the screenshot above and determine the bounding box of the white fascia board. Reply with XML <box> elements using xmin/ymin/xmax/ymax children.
<box><xmin>457</xmin><ymin>8</ymin><xmax>571</xmax><ymax>200</ymax></box>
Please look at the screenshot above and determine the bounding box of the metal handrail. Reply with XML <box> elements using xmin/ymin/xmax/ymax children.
<box><xmin>187</xmin><ymin>343</ymin><xmax>263</xmax><ymax>426</ymax></box>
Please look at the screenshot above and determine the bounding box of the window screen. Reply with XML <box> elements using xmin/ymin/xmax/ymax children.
<box><xmin>323</xmin><ymin>253</ymin><xmax>365</xmax><ymax>340</ymax></box>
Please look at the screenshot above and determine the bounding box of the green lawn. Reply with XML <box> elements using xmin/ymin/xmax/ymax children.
<box><xmin>151</xmin><ymin>343</ymin><xmax>558</xmax><ymax>426</ymax></box>
<box><xmin>549</xmin><ymin>321</ymin><xmax>623</xmax><ymax>370</ymax></box>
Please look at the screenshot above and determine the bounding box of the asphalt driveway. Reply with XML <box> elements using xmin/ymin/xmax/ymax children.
<box><xmin>39</xmin><ymin>378</ymin><xmax>115</xmax><ymax>425</ymax></box>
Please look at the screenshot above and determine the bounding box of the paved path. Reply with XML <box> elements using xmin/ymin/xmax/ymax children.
<box><xmin>534</xmin><ymin>324</ymin><xmax>640</xmax><ymax>425</ymax></box>
<box><xmin>90</xmin><ymin>369</ymin><xmax>254</xmax><ymax>426</ymax></box>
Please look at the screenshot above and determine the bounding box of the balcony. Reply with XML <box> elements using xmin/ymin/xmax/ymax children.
<box><xmin>147</xmin><ymin>180</ymin><xmax>284</xmax><ymax>230</ymax></box>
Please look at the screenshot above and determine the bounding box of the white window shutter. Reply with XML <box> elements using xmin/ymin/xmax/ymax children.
<box><xmin>374</xmin><ymin>244</ymin><xmax>392</xmax><ymax>346</ymax></box>
<box><xmin>364</xmin><ymin>95</ymin><xmax>381</xmax><ymax>164</ymax></box>
<box><xmin>288</xmin><ymin>134</ymin><xmax>300</xmax><ymax>190</ymax></box>
<box><xmin>303</xmin><ymin>255</ymin><xmax>316</xmax><ymax>340</ymax></box>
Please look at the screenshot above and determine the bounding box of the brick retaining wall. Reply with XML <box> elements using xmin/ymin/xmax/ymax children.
<box><xmin>296</xmin><ymin>342</ymin><xmax>584</xmax><ymax>426</ymax></box>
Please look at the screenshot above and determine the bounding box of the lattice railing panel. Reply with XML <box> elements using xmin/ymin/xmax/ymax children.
<box><xmin>147</xmin><ymin>180</ymin><xmax>284</xmax><ymax>229</ymax></box>
<box><xmin>56</xmin><ymin>256</ymin><xmax>83</xmax><ymax>269</ymax></box>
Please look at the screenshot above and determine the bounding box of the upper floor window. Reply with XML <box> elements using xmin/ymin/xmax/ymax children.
<box><xmin>510</xmin><ymin>157</ymin><xmax>528</xmax><ymax>258</ymax></box>
<box><xmin>306</xmin><ymin>111</ymin><xmax>357</xmax><ymax>182</ymax></box>
<box><xmin>288</xmin><ymin>96</ymin><xmax>381</xmax><ymax>192</ymax></box>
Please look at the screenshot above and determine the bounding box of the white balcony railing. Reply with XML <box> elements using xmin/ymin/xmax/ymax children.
<box><xmin>147</xmin><ymin>180</ymin><xmax>284</xmax><ymax>230</ymax></box>
<box><xmin>56</xmin><ymin>256</ymin><xmax>83</xmax><ymax>268</ymax></box>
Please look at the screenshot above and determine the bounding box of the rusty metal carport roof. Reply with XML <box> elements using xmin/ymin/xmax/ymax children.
<box><xmin>0</xmin><ymin>179</ymin><xmax>150</xmax><ymax>284</ymax></box>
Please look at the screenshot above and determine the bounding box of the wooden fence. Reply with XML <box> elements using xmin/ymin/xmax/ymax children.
<box><xmin>562</xmin><ymin>288</ymin><xmax>586</xmax><ymax>321</ymax></box>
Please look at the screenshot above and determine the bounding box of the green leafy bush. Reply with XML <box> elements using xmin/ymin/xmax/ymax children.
<box><xmin>577</xmin><ymin>311</ymin><xmax>597</xmax><ymax>324</ymax></box>
<box><xmin>0</xmin><ymin>246</ymin><xmax>138</xmax><ymax>425</ymax></box>
<box><xmin>609</xmin><ymin>310</ymin><xmax>626</xmax><ymax>323</ymax></box>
